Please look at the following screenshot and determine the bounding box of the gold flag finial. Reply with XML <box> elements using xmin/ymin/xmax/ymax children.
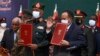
<box><xmin>19</xmin><ymin>5</ymin><xmax>22</xmax><ymax>13</ymax></box>
<box><xmin>54</xmin><ymin>3</ymin><xmax>57</xmax><ymax>12</ymax></box>
<box><xmin>96</xmin><ymin>2</ymin><xmax>99</xmax><ymax>12</ymax></box>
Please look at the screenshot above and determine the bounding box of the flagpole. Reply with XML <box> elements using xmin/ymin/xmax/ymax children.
<box><xmin>96</xmin><ymin>3</ymin><xmax>99</xmax><ymax>15</ymax></box>
<box><xmin>18</xmin><ymin>5</ymin><xmax>22</xmax><ymax>17</ymax></box>
<box><xmin>52</xmin><ymin>3</ymin><xmax>58</xmax><ymax>20</ymax></box>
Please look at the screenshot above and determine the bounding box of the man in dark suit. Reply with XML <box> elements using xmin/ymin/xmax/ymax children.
<box><xmin>1</xmin><ymin>17</ymin><xmax>22</xmax><ymax>53</ymax></box>
<box><xmin>53</xmin><ymin>10</ymin><xmax>86</xmax><ymax>56</ymax></box>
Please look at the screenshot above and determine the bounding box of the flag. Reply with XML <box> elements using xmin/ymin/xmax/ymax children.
<box><xmin>96</xmin><ymin>3</ymin><xmax>100</xmax><ymax>27</ymax></box>
<box><xmin>52</xmin><ymin>3</ymin><xmax>58</xmax><ymax>20</ymax></box>
<box><xmin>18</xmin><ymin>5</ymin><xmax>23</xmax><ymax>17</ymax></box>
<box><xmin>97</xmin><ymin>11</ymin><xmax>100</xmax><ymax>27</ymax></box>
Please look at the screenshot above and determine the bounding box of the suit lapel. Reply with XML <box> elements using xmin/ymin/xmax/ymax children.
<box><xmin>10</xmin><ymin>29</ymin><xmax>14</xmax><ymax>44</ymax></box>
<box><xmin>64</xmin><ymin>23</ymin><xmax>75</xmax><ymax>40</ymax></box>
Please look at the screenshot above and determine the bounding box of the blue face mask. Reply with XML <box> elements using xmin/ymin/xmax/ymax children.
<box><xmin>89</xmin><ymin>20</ymin><xmax>96</xmax><ymax>26</ymax></box>
<box><xmin>61</xmin><ymin>19</ymin><xmax>68</xmax><ymax>24</ymax></box>
<box><xmin>1</xmin><ymin>23</ymin><xmax>7</xmax><ymax>28</ymax></box>
<box><xmin>32</xmin><ymin>11</ymin><xmax>40</xmax><ymax>18</ymax></box>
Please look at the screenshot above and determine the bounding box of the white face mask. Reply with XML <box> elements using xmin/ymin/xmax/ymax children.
<box><xmin>32</xmin><ymin>11</ymin><xmax>40</xmax><ymax>18</ymax></box>
<box><xmin>89</xmin><ymin>20</ymin><xmax>96</xmax><ymax>26</ymax></box>
<box><xmin>1</xmin><ymin>23</ymin><xmax>7</xmax><ymax>28</ymax></box>
<box><xmin>61</xmin><ymin>19</ymin><xmax>68</xmax><ymax>24</ymax></box>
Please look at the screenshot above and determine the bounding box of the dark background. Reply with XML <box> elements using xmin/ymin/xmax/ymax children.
<box><xmin>29</xmin><ymin>0</ymin><xmax>100</xmax><ymax>24</ymax></box>
<box><xmin>0</xmin><ymin>0</ymin><xmax>29</xmax><ymax>27</ymax></box>
<box><xmin>0</xmin><ymin>0</ymin><xmax>100</xmax><ymax>27</ymax></box>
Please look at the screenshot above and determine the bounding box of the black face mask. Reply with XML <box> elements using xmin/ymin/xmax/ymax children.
<box><xmin>75</xmin><ymin>18</ymin><xmax>83</xmax><ymax>25</ymax></box>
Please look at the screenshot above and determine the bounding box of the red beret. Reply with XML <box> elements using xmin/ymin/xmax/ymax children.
<box><xmin>0</xmin><ymin>17</ymin><xmax>6</xmax><ymax>23</ymax></box>
<box><xmin>32</xmin><ymin>2</ymin><xmax>45</xmax><ymax>10</ymax></box>
<box><xmin>75</xmin><ymin>9</ymin><xmax>87</xmax><ymax>17</ymax></box>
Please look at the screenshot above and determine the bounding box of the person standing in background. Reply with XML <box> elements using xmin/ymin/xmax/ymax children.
<box><xmin>0</xmin><ymin>17</ymin><xmax>8</xmax><ymax>43</ymax></box>
<box><xmin>32</xmin><ymin>2</ymin><xmax>45</xmax><ymax>23</ymax></box>
<box><xmin>74</xmin><ymin>9</ymin><xmax>87</xmax><ymax>27</ymax></box>
<box><xmin>74</xmin><ymin>9</ymin><xmax>90</xmax><ymax>56</ymax></box>
<box><xmin>16</xmin><ymin>9</ymin><xmax>34</xmax><ymax>56</ymax></box>
<box><xmin>1</xmin><ymin>17</ymin><xmax>22</xmax><ymax>54</ymax></box>
<box><xmin>88</xmin><ymin>15</ymin><xmax>100</xmax><ymax>56</ymax></box>
<box><xmin>46</xmin><ymin>16</ymin><xmax>55</xmax><ymax>56</ymax></box>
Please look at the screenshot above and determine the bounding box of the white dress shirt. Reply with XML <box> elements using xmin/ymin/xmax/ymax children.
<box><xmin>0</xmin><ymin>27</ymin><xmax>6</xmax><ymax>42</ymax></box>
<box><xmin>14</xmin><ymin>33</ymin><xmax>17</xmax><ymax>41</ymax></box>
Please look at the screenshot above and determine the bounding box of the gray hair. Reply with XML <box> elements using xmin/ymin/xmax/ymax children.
<box><xmin>12</xmin><ymin>17</ymin><xmax>22</xmax><ymax>24</ymax></box>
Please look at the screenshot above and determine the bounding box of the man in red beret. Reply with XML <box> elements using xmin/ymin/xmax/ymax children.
<box><xmin>25</xmin><ymin>2</ymin><xmax>51</xmax><ymax>56</ymax></box>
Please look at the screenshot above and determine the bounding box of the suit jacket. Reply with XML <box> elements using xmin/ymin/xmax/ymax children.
<box><xmin>1</xmin><ymin>29</ymin><xmax>15</xmax><ymax>51</ymax></box>
<box><xmin>1</xmin><ymin>29</ymin><xmax>34</xmax><ymax>56</ymax></box>
<box><xmin>94</xmin><ymin>27</ymin><xmax>100</xmax><ymax>53</ymax></box>
<box><xmin>53</xmin><ymin>23</ymin><xmax>86</xmax><ymax>56</ymax></box>
<box><xmin>85</xmin><ymin>26</ymin><xmax>100</xmax><ymax>56</ymax></box>
<box><xmin>84</xmin><ymin>26</ymin><xmax>96</xmax><ymax>56</ymax></box>
<box><xmin>1</xmin><ymin>29</ymin><xmax>14</xmax><ymax>51</ymax></box>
